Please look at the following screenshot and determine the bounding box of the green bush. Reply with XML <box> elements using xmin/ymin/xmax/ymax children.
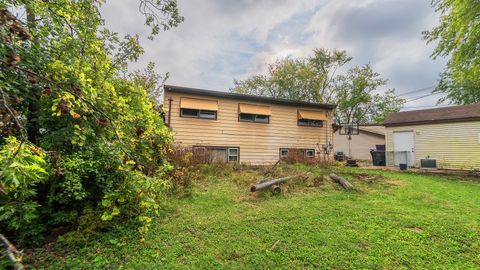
<box><xmin>0</xmin><ymin>137</ymin><xmax>49</xmax><ymax>244</ymax></box>
<box><xmin>0</xmin><ymin>1</ymin><xmax>178</xmax><ymax>246</ymax></box>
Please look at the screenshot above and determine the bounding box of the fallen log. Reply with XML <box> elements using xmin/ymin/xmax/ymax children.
<box><xmin>250</xmin><ymin>174</ymin><xmax>302</xmax><ymax>192</ymax></box>
<box><xmin>270</xmin><ymin>184</ymin><xmax>281</xmax><ymax>195</ymax></box>
<box><xmin>329</xmin><ymin>173</ymin><xmax>353</xmax><ymax>190</ymax></box>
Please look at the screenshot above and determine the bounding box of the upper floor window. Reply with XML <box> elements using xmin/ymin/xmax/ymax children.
<box><xmin>181</xmin><ymin>108</ymin><xmax>217</xmax><ymax>119</ymax></box>
<box><xmin>238</xmin><ymin>103</ymin><xmax>271</xmax><ymax>124</ymax></box>
<box><xmin>239</xmin><ymin>113</ymin><xmax>269</xmax><ymax>123</ymax></box>
<box><xmin>298</xmin><ymin>119</ymin><xmax>323</xmax><ymax>127</ymax></box>
<box><xmin>180</xmin><ymin>97</ymin><xmax>218</xmax><ymax>120</ymax></box>
<box><xmin>297</xmin><ymin>109</ymin><xmax>327</xmax><ymax>127</ymax></box>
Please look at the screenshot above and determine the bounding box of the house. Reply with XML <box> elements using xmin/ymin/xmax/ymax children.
<box><xmin>163</xmin><ymin>85</ymin><xmax>336</xmax><ymax>164</ymax></box>
<box><xmin>333</xmin><ymin>124</ymin><xmax>385</xmax><ymax>161</ymax></box>
<box><xmin>383</xmin><ymin>103</ymin><xmax>480</xmax><ymax>170</ymax></box>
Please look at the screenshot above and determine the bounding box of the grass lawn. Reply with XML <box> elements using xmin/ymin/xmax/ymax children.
<box><xmin>29</xmin><ymin>166</ymin><xmax>480</xmax><ymax>269</ymax></box>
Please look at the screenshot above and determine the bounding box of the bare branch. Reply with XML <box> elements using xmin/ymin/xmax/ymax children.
<box><xmin>0</xmin><ymin>88</ymin><xmax>27</xmax><ymax>140</ymax></box>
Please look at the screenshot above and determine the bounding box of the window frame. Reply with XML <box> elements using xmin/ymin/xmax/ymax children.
<box><xmin>238</xmin><ymin>113</ymin><xmax>270</xmax><ymax>124</ymax></box>
<box><xmin>280</xmin><ymin>148</ymin><xmax>289</xmax><ymax>158</ymax></box>
<box><xmin>193</xmin><ymin>145</ymin><xmax>240</xmax><ymax>163</ymax></box>
<box><xmin>180</xmin><ymin>108</ymin><xmax>217</xmax><ymax>120</ymax></box>
<box><xmin>227</xmin><ymin>148</ymin><xmax>239</xmax><ymax>162</ymax></box>
<box><xmin>297</xmin><ymin>118</ymin><xmax>323</xmax><ymax>127</ymax></box>
<box><xmin>305</xmin><ymin>149</ymin><xmax>315</xmax><ymax>158</ymax></box>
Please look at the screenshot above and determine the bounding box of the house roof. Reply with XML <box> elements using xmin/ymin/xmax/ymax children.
<box><xmin>164</xmin><ymin>85</ymin><xmax>337</xmax><ymax>110</ymax></box>
<box><xmin>360</xmin><ymin>125</ymin><xmax>385</xmax><ymax>136</ymax></box>
<box><xmin>332</xmin><ymin>124</ymin><xmax>385</xmax><ymax>136</ymax></box>
<box><xmin>383</xmin><ymin>103</ymin><xmax>480</xmax><ymax>126</ymax></box>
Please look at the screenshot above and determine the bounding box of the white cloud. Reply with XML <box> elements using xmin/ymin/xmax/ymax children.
<box><xmin>100</xmin><ymin>0</ymin><xmax>447</xmax><ymax>107</ymax></box>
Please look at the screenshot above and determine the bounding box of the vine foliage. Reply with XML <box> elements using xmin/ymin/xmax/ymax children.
<box><xmin>0</xmin><ymin>0</ymin><xmax>181</xmax><ymax>245</ymax></box>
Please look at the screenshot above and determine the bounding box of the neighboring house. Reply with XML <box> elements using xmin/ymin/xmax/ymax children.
<box><xmin>333</xmin><ymin>125</ymin><xmax>385</xmax><ymax>161</ymax></box>
<box><xmin>163</xmin><ymin>85</ymin><xmax>336</xmax><ymax>164</ymax></box>
<box><xmin>383</xmin><ymin>103</ymin><xmax>480</xmax><ymax>170</ymax></box>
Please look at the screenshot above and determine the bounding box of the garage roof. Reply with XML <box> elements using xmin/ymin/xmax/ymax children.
<box><xmin>384</xmin><ymin>103</ymin><xmax>480</xmax><ymax>126</ymax></box>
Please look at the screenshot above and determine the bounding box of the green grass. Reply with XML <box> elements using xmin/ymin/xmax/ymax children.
<box><xmin>28</xmin><ymin>166</ymin><xmax>480</xmax><ymax>269</ymax></box>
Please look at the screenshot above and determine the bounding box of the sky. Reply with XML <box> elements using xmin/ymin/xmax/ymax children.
<box><xmin>100</xmin><ymin>0</ymin><xmax>448</xmax><ymax>110</ymax></box>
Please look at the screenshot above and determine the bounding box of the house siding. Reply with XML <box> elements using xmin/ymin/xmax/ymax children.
<box><xmin>385</xmin><ymin>121</ymin><xmax>480</xmax><ymax>170</ymax></box>
<box><xmin>165</xmin><ymin>92</ymin><xmax>334</xmax><ymax>164</ymax></box>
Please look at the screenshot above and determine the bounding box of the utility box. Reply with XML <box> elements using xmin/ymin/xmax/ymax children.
<box><xmin>420</xmin><ymin>159</ymin><xmax>437</xmax><ymax>169</ymax></box>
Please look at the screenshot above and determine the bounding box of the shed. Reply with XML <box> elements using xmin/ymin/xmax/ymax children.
<box><xmin>333</xmin><ymin>124</ymin><xmax>385</xmax><ymax>161</ymax></box>
<box><xmin>383</xmin><ymin>103</ymin><xmax>480</xmax><ymax>170</ymax></box>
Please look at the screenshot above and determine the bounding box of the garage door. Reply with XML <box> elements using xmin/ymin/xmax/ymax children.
<box><xmin>393</xmin><ymin>131</ymin><xmax>414</xmax><ymax>166</ymax></box>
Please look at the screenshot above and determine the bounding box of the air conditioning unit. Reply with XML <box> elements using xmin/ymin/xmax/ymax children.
<box><xmin>420</xmin><ymin>159</ymin><xmax>437</xmax><ymax>169</ymax></box>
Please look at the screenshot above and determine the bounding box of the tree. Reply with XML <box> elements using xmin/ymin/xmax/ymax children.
<box><xmin>233</xmin><ymin>49</ymin><xmax>351</xmax><ymax>103</ymax></box>
<box><xmin>334</xmin><ymin>65</ymin><xmax>404</xmax><ymax>124</ymax></box>
<box><xmin>423</xmin><ymin>0</ymin><xmax>480</xmax><ymax>104</ymax></box>
<box><xmin>232</xmin><ymin>49</ymin><xmax>404</xmax><ymax>124</ymax></box>
<box><xmin>0</xmin><ymin>0</ymin><xmax>182</xmax><ymax>245</ymax></box>
<box><xmin>129</xmin><ymin>62</ymin><xmax>170</xmax><ymax>108</ymax></box>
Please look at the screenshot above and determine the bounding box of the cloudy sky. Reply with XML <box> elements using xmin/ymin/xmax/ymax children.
<box><xmin>100</xmin><ymin>0</ymin><xmax>447</xmax><ymax>109</ymax></box>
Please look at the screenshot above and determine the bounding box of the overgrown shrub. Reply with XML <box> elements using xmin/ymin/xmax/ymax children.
<box><xmin>0</xmin><ymin>2</ymin><xmax>178</xmax><ymax>246</ymax></box>
<box><xmin>166</xmin><ymin>144</ymin><xmax>214</xmax><ymax>197</ymax></box>
<box><xmin>283</xmin><ymin>150</ymin><xmax>334</xmax><ymax>168</ymax></box>
<box><xmin>0</xmin><ymin>137</ymin><xmax>49</xmax><ymax>244</ymax></box>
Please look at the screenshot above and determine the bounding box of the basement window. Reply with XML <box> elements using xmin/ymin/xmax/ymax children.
<box><xmin>193</xmin><ymin>146</ymin><xmax>239</xmax><ymax>163</ymax></box>
<box><xmin>280</xmin><ymin>149</ymin><xmax>289</xmax><ymax>158</ymax></box>
<box><xmin>228</xmin><ymin>148</ymin><xmax>239</xmax><ymax>162</ymax></box>
<box><xmin>279</xmin><ymin>148</ymin><xmax>316</xmax><ymax>159</ymax></box>
<box><xmin>239</xmin><ymin>113</ymin><xmax>269</xmax><ymax>123</ymax></box>
<box><xmin>181</xmin><ymin>108</ymin><xmax>217</xmax><ymax>119</ymax></box>
<box><xmin>305</xmin><ymin>149</ymin><xmax>315</xmax><ymax>158</ymax></box>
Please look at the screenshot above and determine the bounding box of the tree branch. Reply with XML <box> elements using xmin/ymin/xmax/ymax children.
<box><xmin>7</xmin><ymin>64</ymin><xmax>124</xmax><ymax>144</ymax></box>
<box><xmin>0</xmin><ymin>88</ymin><xmax>27</xmax><ymax>140</ymax></box>
<box><xmin>0</xmin><ymin>233</ymin><xmax>25</xmax><ymax>270</ymax></box>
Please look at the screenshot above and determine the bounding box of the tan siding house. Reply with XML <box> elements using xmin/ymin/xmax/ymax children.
<box><xmin>384</xmin><ymin>104</ymin><xmax>480</xmax><ymax>170</ymax></box>
<box><xmin>164</xmin><ymin>85</ymin><xmax>336</xmax><ymax>164</ymax></box>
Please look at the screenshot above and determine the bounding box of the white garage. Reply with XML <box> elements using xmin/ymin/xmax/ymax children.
<box><xmin>384</xmin><ymin>103</ymin><xmax>480</xmax><ymax>170</ymax></box>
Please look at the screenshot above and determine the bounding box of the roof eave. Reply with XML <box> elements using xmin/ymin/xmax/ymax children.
<box><xmin>384</xmin><ymin>117</ymin><xmax>480</xmax><ymax>127</ymax></box>
<box><xmin>164</xmin><ymin>85</ymin><xmax>337</xmax><ymax>110</ymax></box>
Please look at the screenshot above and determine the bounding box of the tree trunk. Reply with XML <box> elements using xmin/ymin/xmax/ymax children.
<box><xmin>329</xmin><ymin>173</ymin><xmax>353</xmax><ymax>190</ymax></box>
<box><xmin>250</xmin><ymin>174</ymin><xmax>306</xmax><ymax>192</ymax></box>
<box><xmin>25</xmin><ymin>5</ymin><xmax>40</xmax><ymax>145</ymax></box>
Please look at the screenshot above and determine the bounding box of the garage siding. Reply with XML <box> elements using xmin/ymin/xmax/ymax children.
<box><xmin>385</xmin><ymin>121</ymin><xmax>480</xmax><ymax>170</ymax></box>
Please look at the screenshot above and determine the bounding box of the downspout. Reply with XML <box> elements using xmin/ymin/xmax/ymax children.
<box><xmin>324</xmin><ymin>110</ymin><xmax>330</xmax><ymax>157</ymax></box>
<box><xmin>167</xmin><ymin>97</ymin><xmax>173</xmax><ymax>127</ymax></box>
<box><xmin>326</xmin><ymin>110</ymin><xmax>335</xmax><ymax>158</ymax></box>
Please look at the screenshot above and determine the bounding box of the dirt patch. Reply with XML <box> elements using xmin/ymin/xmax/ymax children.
<box><xmin>406</xmin><ymin>227</ymin><xmax>423</xmax><ymax>233</ymax></box>
<box><xmin>384</xmin><ymin>179</ymin><xmax>408</xmax><ymax>186</ymax></box>
<box><xmin>344</xmin><ymin>173</ymin><xmax>385</xmax><ymax>183</ymax></box>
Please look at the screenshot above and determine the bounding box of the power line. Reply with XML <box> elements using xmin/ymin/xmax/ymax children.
<box><xmin>397</xmin><ymin>86</ymin><xmax>436</xmax><ymax>97</ymax></box>
<box><xmin>402</xmin><ymin>104</ymin><xmax>450</xmax><ymax>109</ymax></box>
<box><xmin>404</xmin><ymin>92</ymin><xmax>442</xmax><ymax>103</ymax></box>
